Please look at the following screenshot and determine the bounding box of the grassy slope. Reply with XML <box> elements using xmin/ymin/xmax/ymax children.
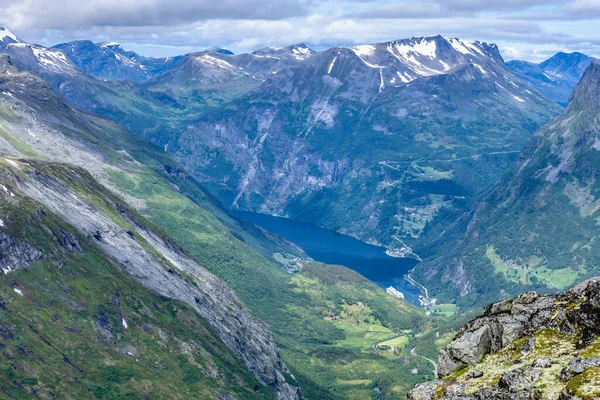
<box><xmin>0</xmin><ymin>163</ymin><xmax>270</xmax><ymax>400</ymax></box>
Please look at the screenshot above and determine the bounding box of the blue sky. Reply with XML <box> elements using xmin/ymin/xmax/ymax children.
<box><xmin>1</xmin><ymin>0</ymin><xmax>599</xmax><ymax>61</ymax></box>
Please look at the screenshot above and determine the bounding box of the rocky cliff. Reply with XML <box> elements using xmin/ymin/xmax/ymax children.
<box><xmin>0</xmin><ymin>156</ymin><xmax>300</xmax><ymax>399</ymax></box>
<box><xmin>408</xmin><ymin>277</ymin><xmax>600</xmax><ymax>399</ymax></box>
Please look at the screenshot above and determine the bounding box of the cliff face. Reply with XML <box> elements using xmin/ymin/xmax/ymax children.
<box><xmin>408</xmin><ymin>276</ymin><xmax>600</xmax><ymax>400</ymax></box>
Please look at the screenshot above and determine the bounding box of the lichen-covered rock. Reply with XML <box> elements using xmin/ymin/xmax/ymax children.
<box><xmin>532</xmin><ymin>357</ymin><xmax>552</xmax><ymax>368</ymax></box>
<box><xmin>409</xmin><ymin>275</ymin><xmax>600</xmax><ymax>400</ymax></box>
<box><xmin>569</xmin><ymin>357</ymin><xmax>600</xmax><ymax>374</ymax></box>
<box><xmin>407</xmin><ymin>380</ymin><xmax>442</xmax><ymax>400</ymax></box>
<box><xmin>498</xmin><ymin>367</ymin><xmax>540</xmax><ymax>392</ymax></box>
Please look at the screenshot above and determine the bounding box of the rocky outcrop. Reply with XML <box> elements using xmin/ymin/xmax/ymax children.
<box><xmin>0</xmin><ymin>232</ymin><xmax>44</xmax><ymax>273</ymax></box>
<box><xmin>408</xmin><ymin>277</ymin><xmax>600</xmax><ymax>399</ymax></box>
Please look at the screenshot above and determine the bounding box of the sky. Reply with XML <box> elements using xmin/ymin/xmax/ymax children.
<box><xmin>1</xmin><ymin>0</ymin><xmax>600</xmax><ymax>61</ymax></box>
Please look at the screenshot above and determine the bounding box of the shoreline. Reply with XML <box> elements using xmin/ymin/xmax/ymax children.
<box><xmin>405</xmin><ymin>271</ymin><xmax>435</xmax><ymax>309</ymax></box>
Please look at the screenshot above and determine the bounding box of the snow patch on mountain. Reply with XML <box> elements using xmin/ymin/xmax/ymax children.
<box><xmin>193</xmin><ymin>54</ymin><xmax>235</xmax><ymax>69</ymax></box>
<box><xmin>291</xmin><ymin>45</ymin><xmax>313</xmax><ymax>60</ymax></box>
<box><xmin>327</xmin><ymin>57</ymin><xmax>337</xmax><ymax>74</ymax></box>
<box><xmin>389</xmin><ymin>38</ymin><xmax>437</xmax><ymax>59</ymax></box>
<box><xmin>0</xmin><ymin>26</ymin><xmax>19</xmax><ymax>43</ymax></box>
<box><xmin>30</xmin><ymin>46</ymin><xmax>76</xmax><ymax>73</ymax></box>
<box><xmin>351</xmin><ymin>45</ymin><xmax>376</xmax><ymax>58</ymax></box>
<box><xmin>100</xmin><ymin>42</ymin><xmax>120</xmax><ymax>49</ymax></box>
<box><xmin>445</xmin><ymin>37</ymin><xmax>485</xmax><ymax>56</ymax></box>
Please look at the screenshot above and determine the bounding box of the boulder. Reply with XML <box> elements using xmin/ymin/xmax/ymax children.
<box><xmin>407</xmin><ymin>380</ymin><xmax>441</xmax><ymax>400</ymax></box>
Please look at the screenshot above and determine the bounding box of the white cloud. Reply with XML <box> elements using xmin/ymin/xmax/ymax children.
<box><xmin>0</xmin><ymin>0</ymin><xmax>598</xmax><ymax>61</ymax></box>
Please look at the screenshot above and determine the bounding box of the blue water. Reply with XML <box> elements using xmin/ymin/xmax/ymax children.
<box><xmin>235</xmin><ymin>211</ymin><xmax>422</xmax><ymax>305</ymax></box>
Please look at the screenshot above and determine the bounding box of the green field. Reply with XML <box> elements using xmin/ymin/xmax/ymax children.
<box><xmin>431</xmin><ymin>304</ymin><xmax>458</xmax><ymax>317</ymax></box>
<box><xmin>486</xmin><ymin>245</ymin><xmax>579</xmax><ymax>290</ymax></box>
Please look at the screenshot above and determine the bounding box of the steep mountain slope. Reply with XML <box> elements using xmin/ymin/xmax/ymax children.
<box><xmin>507</xmin><ymin>52</ymin><xmax>595</xmax><ymax>106</ymax></box>
<box><xmin>53</xmin><ymin>40</ymin><xmax>184</xmax><ymax>82</ymax></box>
<box><xmin>0</xmin><ymin>55</ymin><xmax>301</xmax><ymax>398</ymax></box>
<box><xmin>413</xmin><ymin>60</ymin><xmax>600</xmax><ymax>307</ymax></box>
<box><xmin>408</xmin><ymin>278</ymin><xmax>600</xmax><ymax>400</ymax></box>
<box><xmin>167</xmin><ymin>35</ymin><xmax>561</xmax><ymax>253</ymax></box>
<box><xmin>0</xmin><ymin>157</ymin><xmax>293</xmax><ymax>399</ymax></box>
<box><xmin>0</xmin><ymin>52</ymin><xmax>444</xmax><ymax>399</ymax></box>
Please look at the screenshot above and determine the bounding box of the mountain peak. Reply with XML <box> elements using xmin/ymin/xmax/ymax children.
<box><xmin>252</xmin><ymin>43</ymin><xmax>315</xmax><ymax>60</ymax></box>
<box><xmin>99</xmin><ymin>41</ymin><xmax>122</xmax><ymax>50</ymax></box>
<box><xmin>568</xmin><ymin>59</ymin><xmax>600</xmax><ymax>106</ymax></box>
<box><xmin>0</xmin><ymin>25</ymin><xmax>20</xmax><ymax>44</ymax></box>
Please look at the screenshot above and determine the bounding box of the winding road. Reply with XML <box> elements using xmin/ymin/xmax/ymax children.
<box><xmin>411</xmin><ymin>347</ymin><xmax>438</xmax><ymax>377</ymax></box>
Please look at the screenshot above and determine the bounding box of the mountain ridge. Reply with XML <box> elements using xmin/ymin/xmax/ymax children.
<box><xmin>507</xmin><ymin>51</ymin><xmax>595</xmax><ymax>106</ymax></box>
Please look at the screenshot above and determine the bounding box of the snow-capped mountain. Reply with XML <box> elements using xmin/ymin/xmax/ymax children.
<box><xmin>53</xmin><ymin>40</ymin><xmax>184</xmax><ymax>82</ymax></box>
<box><xmin>507</xmin><ymin>52</ymin><xmax>595</xmax><ymax>106</ymax></box>
<box><xmin>0</xmin><ymin>29</ymin><xmax>185</xmax><ymax>148</ymax></box>
<box><xmin>1</xmin><ymin>40</ymin><xmax>79</xmax><ymax>76</ymax></box>
<box><xmin>166</xmin><ymin>35</ymin><xmax>561</xmax><ymax>250</ymax></box>
<box><xmin>143</xmin><ymin>43</ymin><xmax>316</xmax><ymax>109</ymax></box>
<box><xmin>252</xmin><ymin>43</ymin><xmax>315</xmax><ymax>61</ymax></box>
<box><xmin>147</xmin><ymin>42</ymin><xmax>315</xmax><ymax>85</ymax></box>
<box><xmin>0</xmin><ymin>26</ymin><xmax>20</xmax><ymax>46</ymax></box>
<box><xmin>342</xmin><ymin>36</ymin><xmax>501</xmax><ymax>86</ymax></box>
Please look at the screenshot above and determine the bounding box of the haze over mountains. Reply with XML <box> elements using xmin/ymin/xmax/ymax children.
<box><xmin>1</xmin><ymin>22</ymin><xmax>600</xmax><ymax>399</ymax></box>
<box><xmin>507</xmin><ymin>52</ymin><xmax>596</xmax><ymax>106</ymax></box>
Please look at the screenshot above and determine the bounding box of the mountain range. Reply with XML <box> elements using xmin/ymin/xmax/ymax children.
<box><xmin>1</xmin><ymin>23</ymin><xmax>600</xmax><ymax>398</ymax></box>
<box><xmin>0</xmin><ymin>30</ymin><xmax>439</xmax><ymax>399</ymax></box>
<box><xmin>52</xmin><ymin>40</ymin><xmax>184</xmax><ymax>82</ymax></box>
<box><xmin>164</xmin><ymin>35</ymin><xmax>560</xmax><ymax>254</ymax></box>
<box><xmin>507</xmin><ymin>52</ymin><xmax>596</xmax><ymax>106</ymax></box>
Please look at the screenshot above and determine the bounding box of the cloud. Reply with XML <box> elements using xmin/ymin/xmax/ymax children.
<box><xmin>0</xmin><ymin>0</ymin><xmax>310</xmax><ymax>29</ymax></box>
<box><xmin>0</xmin><ymin>0</ymin><xmax>598</xmax><ymax>61</ymax></box>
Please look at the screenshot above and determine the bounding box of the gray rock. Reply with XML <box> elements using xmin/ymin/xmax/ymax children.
<box><xmin>521</xmin><ymin>337</ymin><xmax>535</xmax><ymax>355</ymax></box>
<box><xmin>438</xmin><ymin>348</ymin><xmax>465</xmax><ymax>377</ymax></box>
<box><xmin>407</xmin><ymin>380</ymin><xmax>442</xmax><ymax>400</ymax></box>
<box><xmin>516</xmin><ymin>291</ymin><xmax>538</xmax><ymax>305</ymax></box>
<box><xmin>446</xmin><ymin>326</ymin><xmax>492</xmax><ymax>370</ymax></box>
<box><xmin>532</xmin><ymin>357</ymin><xmax>551</xmax><ymax>368</ymax></box>
<box><xmin>445</xmin><ymin>383</ymin><xmax>467</xmax><ymax>397</ymax></box>
<box><xmin>498</xmin><ymin>367</ymin><xmax>540</xmax><ymax>392</ymax></box>
<box><xmin>473</xmin><ymin>387</ymin><xmax>529</xmax><ymax>400</ymax></box>
<box><xmin>569</xmin><ymin>357</ymin><xmax>600</xmax><ymax>374</ymax></box>
<box><xmin>559</xmin><ymin>367</ymin><xmax>572</xmax><ymax>382</ymax></box>
<box><xmin>485</xmin><ymin>299</ymin><xmax>513</xmax><ymax>315</ymax></box>
<box><xmin>465</xmin><ymin>370</ymin><xmax>483</xmax><ymax>380</ymax></box>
